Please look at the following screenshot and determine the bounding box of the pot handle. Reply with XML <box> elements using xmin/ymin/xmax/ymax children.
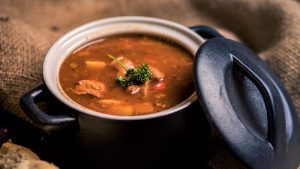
<box><xmin>190</xmin><ymin>25</ymin><xmax>223</xmax><ymax>39</ymax></box>
<box><xmin>20</xmin><ymin>84</ymin><xmax>78</xmax><ymax>132</ymax></box>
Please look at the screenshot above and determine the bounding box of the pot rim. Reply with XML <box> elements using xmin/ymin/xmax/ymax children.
<box><xmin>43</xmin><ymin>16</ymin><xmax>205</xmax><ymax>120</ymax></box>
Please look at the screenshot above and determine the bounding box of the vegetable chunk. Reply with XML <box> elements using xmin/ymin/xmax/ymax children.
<box><xmin>107</xmin><ymin>105</ymin><xmax>134</xmax><ymax>116</ymax></box>
<box><xmin>134</xmin><ymin>102</ymin><xmax>154</xmax><ymax>114</ymax></box>
<box><xmin>85</xmin><ymin>61</ymin><xmax>106</xmax><ymax>69</ymax></box>
<box><xmin>98</xmin><ymin>99</ymin><xmax>122</xmax><ymax>106</ymax></box>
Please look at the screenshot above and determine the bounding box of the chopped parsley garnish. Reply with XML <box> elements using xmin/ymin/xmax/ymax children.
<box><xmin>108</xmin><ymin>55</ymin><xmax>152</xmax><ymax>88</ymax></box>
<box><xmin>116</xmin><ymin>75</ymin><xmax>128</xmax><ymax>88</ymax></box>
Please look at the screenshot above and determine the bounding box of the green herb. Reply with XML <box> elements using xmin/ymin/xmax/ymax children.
<box><xmin>116</xmin><ymin>75</ymin><xmax>128</xmax><ymax>88</ymax></box>
<box><xmin>108</xmin><ymin>54</ymin><xmax>152</xmax><ymax>88</ymax></box>
<box><xmin>125</xmin><ymin>63</ymin><xmax>152</xmax><ymax>85</ymax></box>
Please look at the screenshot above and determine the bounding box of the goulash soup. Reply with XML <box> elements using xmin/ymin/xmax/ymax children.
<box><xmin>59</xmin><ymin>35</ymin><xmax>194</xmax><ymax>116</ymax></box>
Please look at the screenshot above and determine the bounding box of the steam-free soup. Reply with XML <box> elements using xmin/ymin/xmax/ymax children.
<box><xmin>59</xmin><ymin>35</ymin><xmax>194</xmax><ymax>116</ymax></box>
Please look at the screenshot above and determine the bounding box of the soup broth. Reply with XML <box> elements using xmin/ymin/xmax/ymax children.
<box><xmin>59</xmin><ymin>35</ymin><xmax>194</xmax><ymax>116</ymax></box>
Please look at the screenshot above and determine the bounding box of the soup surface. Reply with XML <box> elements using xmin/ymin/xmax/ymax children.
<box><xmin>59</xmin><ymin>34</ymin><xmax>194</xmax><ymax>116</ymax></box>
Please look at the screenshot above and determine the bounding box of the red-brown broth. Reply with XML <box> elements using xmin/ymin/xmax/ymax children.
<box><xmin>59</xmin><ymin>34</ymin><xmax>194</xmax><ymax>116</ymax></box>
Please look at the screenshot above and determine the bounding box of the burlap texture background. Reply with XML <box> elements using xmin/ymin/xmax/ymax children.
<box><xmin>0</xmin><ymin>0</ymin><xmax>300</xmax><ymax>168</ymax></box>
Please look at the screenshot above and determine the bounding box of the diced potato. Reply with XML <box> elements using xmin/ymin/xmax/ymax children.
<box><xmin>85</xmin><ymin>61</ymin><xmax>106</xmax><ymax>69</ymax></box>
<box><xmin>98</xmin><ymin>99</ymin><xmax>122</xmax><ymax>107</ymax></box>
<box><xmin>134</xmin><ymin>102</ymin><xmax>154</xmax><ymax>115</ymax></box>
<box><xmin>98</xmin><ymin>99</ymin><xmax>122</xmax><ymax>105</ymax></box>
<box><xmin>112</xmin><ymin>105</ymin><xmax>134</xmax><ymax>116</ymax></box>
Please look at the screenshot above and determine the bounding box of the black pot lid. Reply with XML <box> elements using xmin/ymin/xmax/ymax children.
<box><xmin>191</xmin><ymin>26</ymin><xmax>300</xmax><ymax>169</ymax></box>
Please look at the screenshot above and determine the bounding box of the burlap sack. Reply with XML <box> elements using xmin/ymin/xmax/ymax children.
<box><xmin>0</xmin><ymin>0</ymin><xmax>299</xmax><ymax>168</ymax></box>
<box><xmin>0</xmin><ymin>18</ymin><xmax>49</xmax><ymax>122</ymax></box>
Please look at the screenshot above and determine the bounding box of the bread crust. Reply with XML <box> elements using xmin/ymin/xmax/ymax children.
<box><xmin>0</xmin><ymin>142</ymin><xmax>59</xmax><ymax>169</ymax></box>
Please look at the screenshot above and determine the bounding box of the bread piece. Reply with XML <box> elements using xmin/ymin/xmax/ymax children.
<box><xmin>0</xmin><ymin>142</ymin><xmax>40</xmax><ymax>160</ymax></box>
<box><xmin>16</xmin><ymin>160</ymin><xmax>59</xmax><ymax>169</ymax></box>
<box><xmin>0</xmin><ymin>142</ymin><xmax>59</xmax><ymax>169</ymax></box>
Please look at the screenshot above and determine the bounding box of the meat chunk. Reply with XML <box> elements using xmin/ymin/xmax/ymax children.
<box><xmin>140</xmin><ymin>81</ymin><xmax>150</xmax><ymax>97</ymax></box>
<box><xmin>73</xmin><ymin>80</ymin><xmax>106</xmax><ymax>98</ymax></box>
<box><xmin>110</xmin><ymin>56</ymin><xmax>134</xmax><ymax>75</ymax></box>
<box><xmin>149</xmin><ymin>66</ymin><xmax>164</xmax><ymax>81</ymax></box>
<box><xmin>127</xmin><ymin>85</ymin><xmax>141</xmax><ymax>95</ymax></box>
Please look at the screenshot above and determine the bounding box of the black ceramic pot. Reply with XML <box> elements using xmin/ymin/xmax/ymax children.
<box><xmin>20</xmin><ymin>17</ymin><xmax>209</xmax><ymax>169</ymax></box>
<box><xmin>20</xmin><ymin>17</ymin><xmax>300</xmax><ymax>169</ymax></box>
